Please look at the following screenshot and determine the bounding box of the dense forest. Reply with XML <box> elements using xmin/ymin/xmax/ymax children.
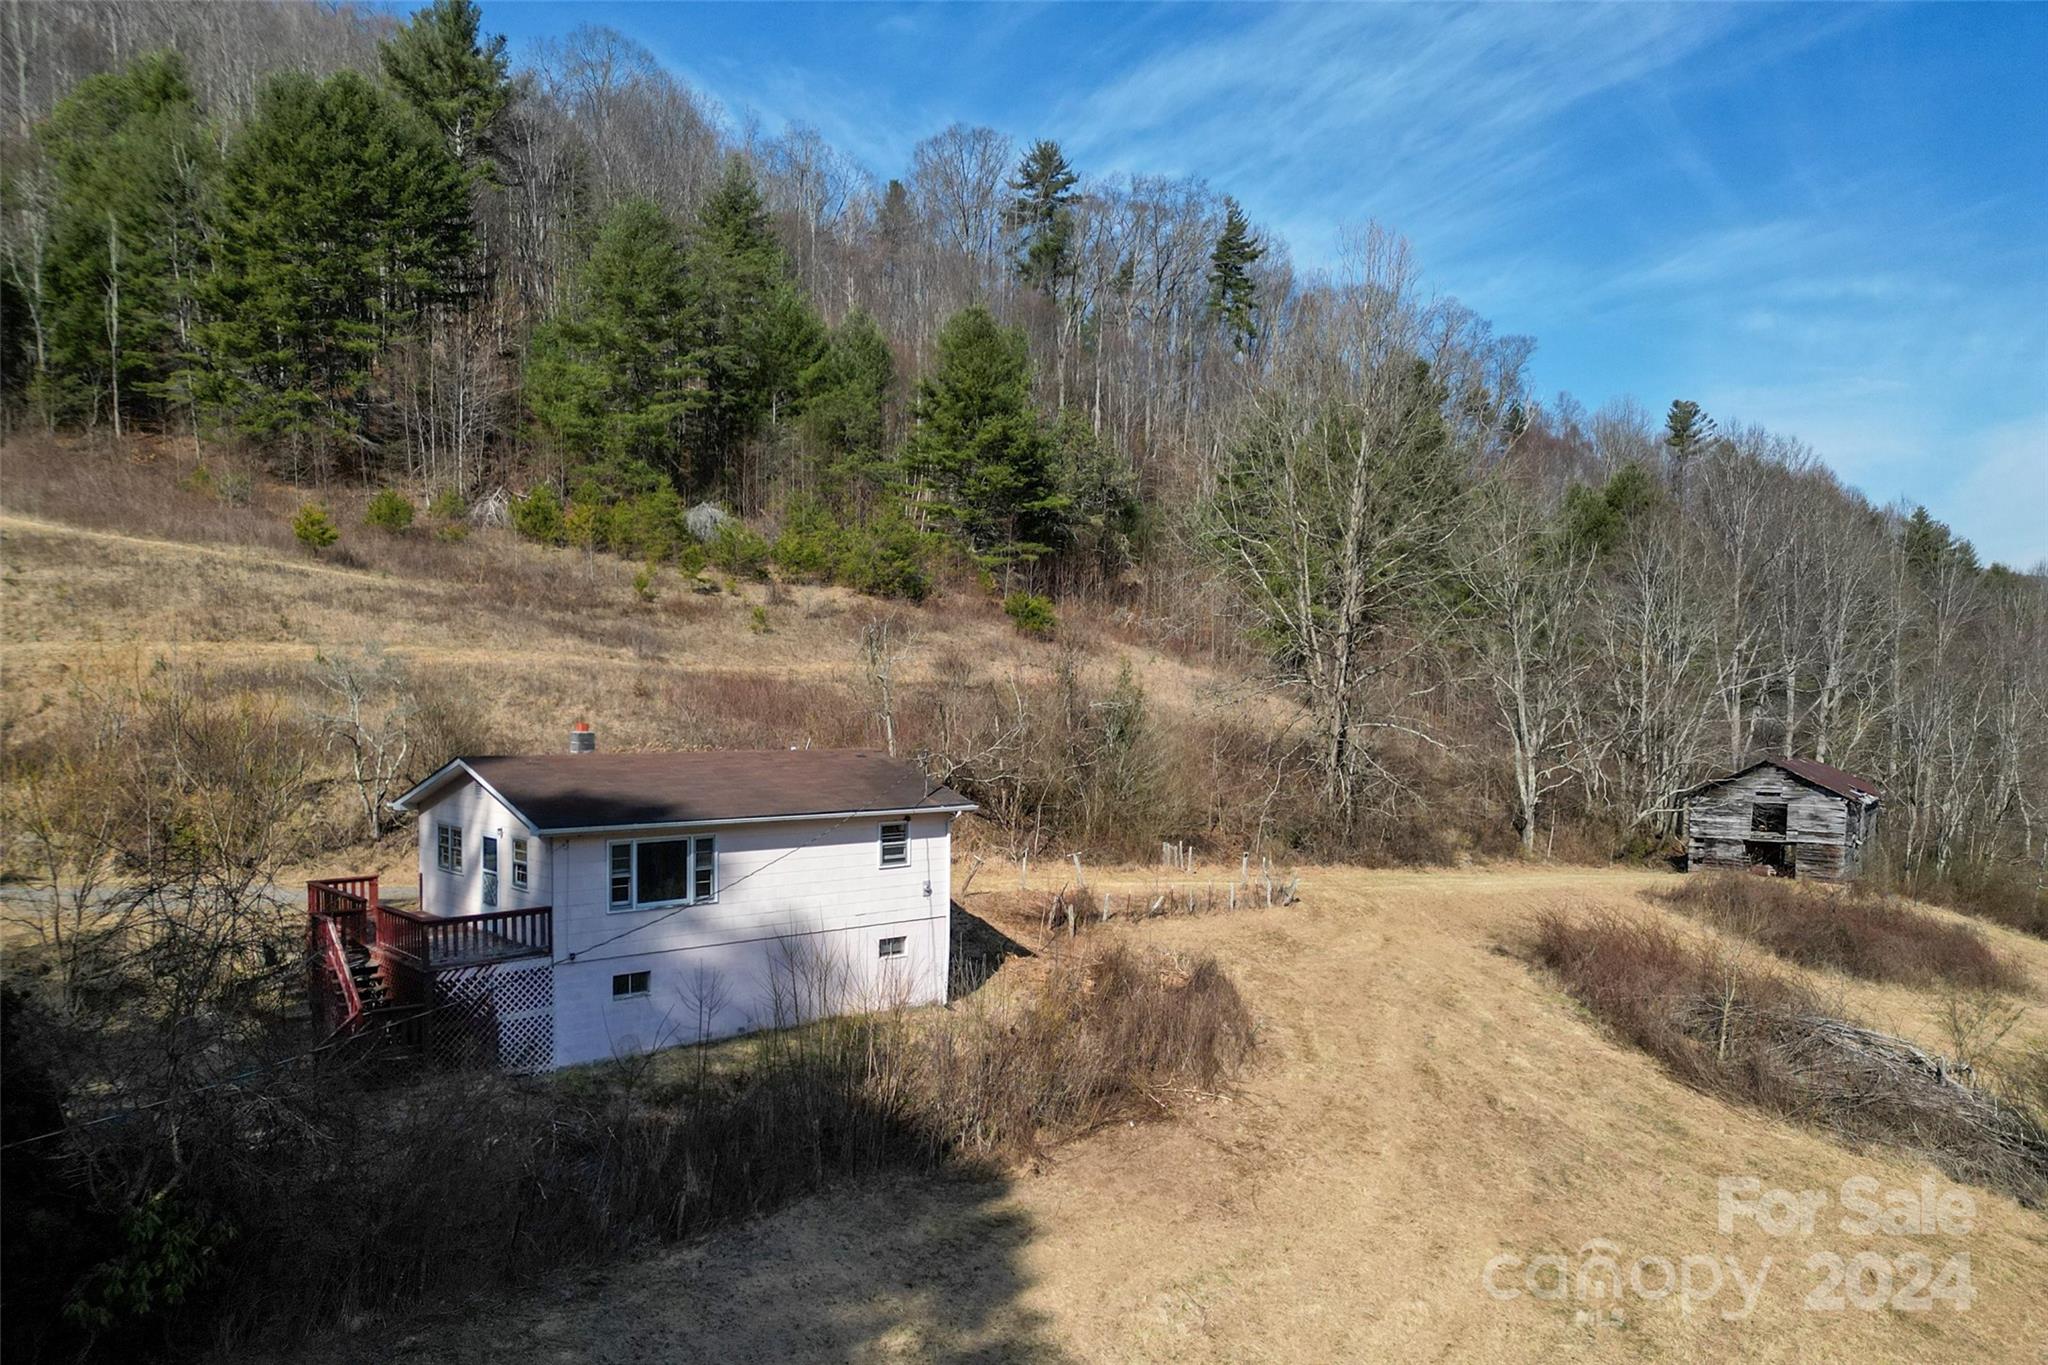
<box><xmin>2</xmin><ymin>0</ymin><xmax>2043</xmax><ymax>893</ymax></box>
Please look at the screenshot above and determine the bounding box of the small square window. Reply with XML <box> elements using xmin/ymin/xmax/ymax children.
<box><xmin>612</xmin><ymin>970</ymin><xmax>650</xmax><ymax>999</ymax></box>
<box><xmin>879</xmin><ymin>821</ymin><xmax>909</xmax><ymax>868</ymax></box>
<box><xmin>878</xmin><ymin>936</ymin><xmax>907</xmax><ymax>960</ymax></box>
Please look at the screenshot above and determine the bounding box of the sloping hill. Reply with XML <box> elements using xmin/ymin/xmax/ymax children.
<box><xmin>273</xmin><ymin>867</ymin><xmax>2048</xmax><ymax>1363</ymax></box>
<box><xmin>8</xmin><ymin>460</ymin><xmax>2043</xmax><ymax>1362</ymax></box>
<box><xmin>0</xmin><ymin>508</ymin><xmax>1231</xmax><ymax>751</ymax></box>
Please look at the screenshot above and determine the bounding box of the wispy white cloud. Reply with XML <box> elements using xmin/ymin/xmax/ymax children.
<box><xmin>1051</xmin><ymin>3</ymin><xmax>1816</xmax><ymax>268</ymax></box>
<box><xmin>583</xmin><ymin>0</ymin><xmax>2042</xmax><ymax>564</ymax></box>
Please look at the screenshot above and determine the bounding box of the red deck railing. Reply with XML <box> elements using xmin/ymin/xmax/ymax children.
<box><xmin>320</xmin><ymin>916</ymin><xmax>364</xmax><ymax>1025</ymax></box>
<box><xmin>373</xmin><ymin>901</ymin><xmax>553</xmax><ymax>965</ymax></box>
<box><xmin>307</xmin><ymin>876</ymin><xmax>552</xmax><ymax>968</ymax></box>
<box><xmin>307</xmin><ymin>874</ymin><xmax>555</xmax><ymax>1067</ymax></box>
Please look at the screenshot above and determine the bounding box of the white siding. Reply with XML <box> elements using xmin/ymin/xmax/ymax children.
<box><xmin>408</xmin><ymin>773</ymin><xmax>956</xmax><ymax>1070</ymax></box>
<box><xmin>550</xmin><ymin>812</ymin><xmax>953</xmax><ymax>1068</ymax></box>
<box><xmin>412</xmin><ymin>781</ymin><xmax>549</xmax><ymax>917</ymax></box>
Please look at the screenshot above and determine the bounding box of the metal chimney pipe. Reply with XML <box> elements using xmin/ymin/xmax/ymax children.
<box><xmin>569</xmin><ymin>721</ymin><xmax>596</xmax><ymax>754</ymax></box>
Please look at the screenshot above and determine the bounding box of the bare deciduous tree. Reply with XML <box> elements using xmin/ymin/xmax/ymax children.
<box><xmin>1458</xmin><ymin>485</ymin><xmax>1594</xmax><ymax>852</ymax></box>
<box><xmin>309</xmin><ymin>646</ymin><xmax>418</xmax><ymax>841</ymax></box>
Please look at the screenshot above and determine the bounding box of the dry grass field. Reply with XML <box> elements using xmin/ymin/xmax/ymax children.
<box><xmin>6</xmin><ymin>470</ymin><xmax>2045</xmax><ymax>1363</ymax></box>
<box><xmin>274</xmin><ymin>865</ymin><xmax>2048</xmax><ymax>1365</ymax></box>
<box><xmin>0</xmin><ymin>485</ymin><xmax>1276</xmax><ymax>881</ymax></box>
<box><xmin>0</xmin><ymin>506</ymin><xmax>1226</xmax><ymax>748</ymax></box>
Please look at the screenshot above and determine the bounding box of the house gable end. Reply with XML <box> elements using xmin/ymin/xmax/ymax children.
<box><xmin>394</xmin><ymin>759</ymin><xmax>546</xmax><ymax>835</ymax></box>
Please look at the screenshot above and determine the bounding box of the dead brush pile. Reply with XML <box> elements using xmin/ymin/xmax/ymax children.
<box><xmin>1529</xmin><ymin>910</ymin><xmax>2048</xmax><ymax>1205</ymax></box>
<box><xmin>1656</xmin><ymin>874</ymin><xmax>2028</xmax><ymax>993</ymax></box>
<box><xmin>893</xmin><ymin>941</ymin><xmax>1256</xmax><ymax>1153</ymax></box>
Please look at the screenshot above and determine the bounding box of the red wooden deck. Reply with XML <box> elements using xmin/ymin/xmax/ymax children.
<box><xmin>307</xmin><ymin>875</ymin><xmax>552</xmax><ymax>1044</ymax></box>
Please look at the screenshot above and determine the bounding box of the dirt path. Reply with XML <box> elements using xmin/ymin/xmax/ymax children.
<box><xmin>0</xmin><ymin>511</ymin><xmax>383</xmax><ymax>584</ymax></box>
<box><xmin>282</xmin><ymin>867</ymin><xmax>2048</xmax><ymax>1364</ymax></box>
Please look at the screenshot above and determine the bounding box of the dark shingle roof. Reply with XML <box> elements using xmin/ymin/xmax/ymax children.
<box><xmin>407</xmin><ymin>749</ymin><xmax>973</xmax><ymax>831</ymax></box>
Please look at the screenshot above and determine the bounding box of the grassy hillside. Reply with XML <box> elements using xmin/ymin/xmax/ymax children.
<box><xmin>5</xmin><ymin>437</ymin><xmax>1377</xmax><ymax>874</ymax></box>
<box><xmin>272</xmin><ymin>866</ymin><xmax>2048</xmax><ymax>1364</ymax></box>
<box><xmin>7</xmin><ymin>443</ymin><xmax>2046</xmax><ymax>1362</ymax></box>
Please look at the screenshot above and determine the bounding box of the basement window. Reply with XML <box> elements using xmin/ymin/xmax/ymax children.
<box><xmin>612</xmin><ymin>970</ymin><xmax>650</xmax><ymax>999</ymax></box>
<box><xmin>878</xmin><ymin>936</ymin><xmax>907</xmax><ymax>960</ymax></box>
<box><xmin>879</xmin><ymin>821</ymin><xmax>910</xmax><ymax>868</ymax></box>
<box><xmin>436</xmin><ymin>822</ymin><xmax>463</xmax><ymax>873</ymax></box>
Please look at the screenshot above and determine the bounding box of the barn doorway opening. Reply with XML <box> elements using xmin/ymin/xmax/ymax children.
<box><xmin>1750</xmin><ymin>801</ymin><xmax>1788</xmax><ymax>835</ymax></box>
<box><xmin>1744</xmin><ymin>840</ymin><xmax>1792</xmax><ymax>876</ymax></box>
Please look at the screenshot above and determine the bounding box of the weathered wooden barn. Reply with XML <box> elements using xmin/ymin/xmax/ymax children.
<box><xmin>1678</xmin><ymin>756</ymin><xmax>1882</xmax><ymax>881</ymax></box>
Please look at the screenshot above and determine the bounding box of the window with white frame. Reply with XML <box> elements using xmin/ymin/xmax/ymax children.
<box><xmin>512</xmin><ymin>836</ymin><xmax>530</xmax><ymax>891</ymax></box>
<box><xmin>608</xmin><ymin>836</ymin><xmax>717</xmax><ymax>911</ymax></box>
<box><xmin>878</xmin><ymin>935</ymin><xmax>907</xmax><ymax>959</ymax></box>
<box><xmin>481</xmin><ymin>836</ymin><xmax>499</xmax><ymax>908</ymax></box>
<box><xmin>436</xmin><ymin>822</ymin><xmax>462</xmax><ymax>873</ymax></box>
<box><xmin>611</xmin><ymin>970</ymin><xmax>650</xmax><ymax>998</ymax></box>
<box><xmin>879</xmin><ymin>820</ymin><xmax>910</xmax><ymax>868</ymax></box>
<box><xmin>691</xmin><ymin>835</ymin><xmax>715</xmax><ymax>900</ymax></box>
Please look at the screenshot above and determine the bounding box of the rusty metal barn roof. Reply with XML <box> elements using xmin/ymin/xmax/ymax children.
<box><xmin>1768</xmin><ymin>755</ymin><xmax>1883</xmax><ymax>801</ymax></box>
<box><xmin>1681</xmin><ymin>755</ymin><xmax>1883</xmax><ymax>803</ymax></box>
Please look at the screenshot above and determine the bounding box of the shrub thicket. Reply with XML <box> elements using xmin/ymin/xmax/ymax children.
<box><xmin>2</xmin><ymin>938</ymin><xmax>1252</xmax><ymax>1355</ymax></box>
<box><xmin>364</xmin><ymin>488</ymin><xmax>415</xmax><ymax>532</ymax></box>
<box><xmin>1658</xmin><ymin>875</ymin><xmax>2028</xmax><ymax>992</ymax></box>
<box><xmin>1003</xmin><ymin>591</ymin><xmax>1058</xmax><ymax>638</ymax></box>
<box><xmin>511</xmin><ymin>485</ymin><xmax>565</xmax><ymax>544</ymax></box>
<box><xmin>1529</xmin><ymin>910</ymin><xmax>2048</xmax><ymax>1205</ymax></box>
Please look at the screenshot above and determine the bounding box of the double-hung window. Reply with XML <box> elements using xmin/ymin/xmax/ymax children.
<box><xmin>437</xmin><ymin>823</ymin><xmax>463</xmax><ymax>873</ymax></box>
<box><xmin>609</xmin><ymin>835</ymin><xmax>718</xmax><ymax>911</ymax></box>
<box><xmin>511</xmin><ymin>837</ymin><xmax>530</xmax><ymax>892</ymax></box>
<box><xmin>879</xmin><ymin>820</ymin><xmax>910</xmax><ymax>868</ymax></box>
<box><xmin>481</xmin><ymin>836</ymin><xmax>499</xmax><ymax>908</ymax></box>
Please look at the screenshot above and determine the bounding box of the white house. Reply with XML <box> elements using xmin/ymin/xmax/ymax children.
<box><xmin>307</xmin><ymin>730</ymin><xmax>974</xmax><ymax>1071</ymax></box>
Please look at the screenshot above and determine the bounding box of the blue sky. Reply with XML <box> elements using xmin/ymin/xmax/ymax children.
<box><xmin>476</xmin><ymin>2</ymin><xmax>2048</xmax><ymax>568</ymax></box>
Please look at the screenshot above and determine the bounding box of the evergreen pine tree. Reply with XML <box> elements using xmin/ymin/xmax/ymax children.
<box><xmin>1663</xmin><ymin>398</ymin><xmax>1716</xmax><ymax>502</ymax></box>
<box><xmin>1049</xmin><ymin>408</ymin><xmax>1142</xmax><ymax>578</ymax></box>
<box><xmin>38</xmin><ymin>50</ymin><xmax>216</xmax><ymax>431</ymax></box>
<box><xmin>876</xmin><ymin>178</ymin><xmax>915</xmax><ymax>277</ymax></box>
<box><xmin>377</xmin><ymin>0</ymin><xmax>511</xmax><ymax>180</ymax></box>
<box><xmin>1902</xmin><ymin>505</ymin><xmax>1980</xmax><ymax>579</ymax></box>
<box><xmin>527</xmin><ymin>198</ymin><xmax>700</xmax><ymax>490</ymax></box>
<box><xmin>903</xmin><ymin>305</ymin><xmax>1067</xmax><ymax>569</ymax></box>
<box><xmin>1206</xmin><ymin>196</ymin><xmax>1264</xmax><ymax>353</ymax></box>
<box><xmin>799</xmin><ymin>307</ymin><xmax>896</xmax><ymax>506</ymax></box>
<box><xmin>195</xmin><ymin>71</ymin><xmax>470</xmax><ymax>469</ymax></box>
<box><xmin>687</xmin><ymin>156</ymin><xmax>823</xmax><ymax>481</ymax></box>
<box><xmin>1004</xmin><ymin>140</ymin><xmax>1079</xmax><ymax>296</ymax></box>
